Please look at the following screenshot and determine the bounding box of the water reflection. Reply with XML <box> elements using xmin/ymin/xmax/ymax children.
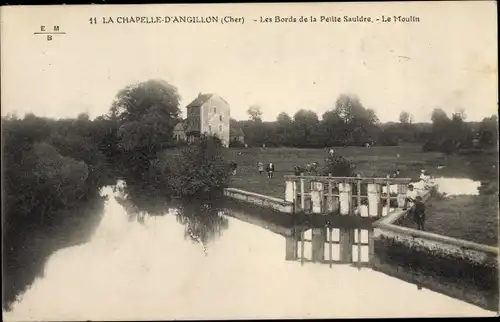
<box><xmin>224</xmin><ymin>199</ymin><xmax>498</xmax><ymax>313</ymax></box>
<box><xmin>2</xmin><ymin>191</ymin><xmax>105</xmax><ymax>312</ymax></box>
<box><xmin>115</xmin><ymin>179</ymin><xmax>230</xmax><ymax>251</ymax></box>
<box><xmin>175</xmin><ymin>204</ymin><xmax>229</xmax><ymax>254</ymax></box>
<box><xmin>3</xmin><ymin>183</ymin><xmax>495</xmax><ymax>320</ymax></box>
<box><xmin>432</xmin><ymin>177</ymin><xmax>481</xmax><ymax>196</ymax></box>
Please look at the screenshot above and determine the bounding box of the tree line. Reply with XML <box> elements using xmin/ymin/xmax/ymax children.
<box><xmin>233</xmin><ymin>95</ymin><xmax>498</xmax><ymax>154</ymax></box>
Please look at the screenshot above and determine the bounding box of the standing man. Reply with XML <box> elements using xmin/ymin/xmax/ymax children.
<box><xmin>329</xmin><ymin>148</ymin><xmax>335</xmax><ymax>157</ymax></box>
<box><xmin>413</xmin><ymin>196</ymin><xmax>426</xmax><ymax>231</ymax></box>
<box><xmin>266</xmin><ymin>162</ymin><xmax>275</xmax><ymax>179</ymax></box>
<box><xmin>403</xmin><ymin>184</ymin><xmax>419</xmax><ymax>213</ymax></box>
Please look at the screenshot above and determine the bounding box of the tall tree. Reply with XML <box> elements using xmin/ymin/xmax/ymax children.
<box><xmin>478</xmin><ymin>114</ymin><xmax>498</xmax><ymax>148</ymax></box>
<box><xmin>276</xmin><ymin>112</ymin><xmax>293</xmax><ymax>146</ymax></box>
<box><xmin>109</xmin><ymin>79</ymin><xmax>181</xmax><ymax>157</ymax></box>
<box><xmin>247</xmin><ymin>105</ymin><xmax>263</xmax><ymax>122</ymax></box>
<box><xmin>399</xmin><ymin>111</ymin><xmax>413</xmax><ymax>124</ymax></box>
<box><xmin>331</xmin><ymin>94</ymin><xmax>379</xmax><ymax>145</ymax></box>
<box><xmin>292</xmin><ymin>109</ymin><xmax>319</xmax><ymax>147</ymax></box>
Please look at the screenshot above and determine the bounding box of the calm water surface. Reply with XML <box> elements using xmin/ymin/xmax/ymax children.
<box><xmin>3</xmin><ymin>180</ymin><xmax>495</xmax><ymax>320</ymax></box>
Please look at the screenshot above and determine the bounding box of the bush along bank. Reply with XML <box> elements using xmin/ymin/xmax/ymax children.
<box><xmin>147</xmin><ymin>135</ymin><xmax>232</xmax><ymax>201</ymax></box>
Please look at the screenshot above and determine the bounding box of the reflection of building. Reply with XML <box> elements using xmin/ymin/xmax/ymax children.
<box><xmin>174</xmin><ymin>93</ymin><xmax>230</xmax><ymax>147</ymax></box>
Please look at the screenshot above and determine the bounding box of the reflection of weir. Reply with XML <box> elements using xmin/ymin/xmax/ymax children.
<box><xmin>286</xmin><ymin>226</ymin><xmax>374</xmax><ymax>269</ymax></box>
<box><xmin>225</xmin><ymin>208</ymin><xmax>374</xmax><ymax>269</ymax></box>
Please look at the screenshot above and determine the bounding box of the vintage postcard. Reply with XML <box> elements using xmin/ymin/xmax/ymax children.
<box><xmin>1</xmin><ymin>1</ymin><xmax>498</xmax><ymax>320</ymax></box>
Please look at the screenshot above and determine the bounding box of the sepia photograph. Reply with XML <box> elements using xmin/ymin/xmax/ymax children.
<box><xmin>1</xmin><ymin>1</ymin><xmax>498</xmax><ymax>320</ymax></box>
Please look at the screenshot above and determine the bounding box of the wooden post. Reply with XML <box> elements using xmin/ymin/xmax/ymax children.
<box><xmin>397</xmin><ymin>183</ymin><xmax>407</xmax><ymax>208</ymax></box>
<box><xmin>368</xmin><ymin>229</ymin><xmax>374</xmax><ymax>263</ymax></box>
<box><xmin>339</xmin><ymin>182</ymin><xmax>352</xmax><ymax>215</ymax></box>
<box><xmin>311</xmin><ymin>181</ymin><xmax>324</xmax><ymax>214</ymax></box>
<box><xmin>300</xmin><ymin>174</ymin><xmax>305</xmax><ymax>211</ymax></box>
<box><xmin>319</xmin><ymin>182</ymin><xmax>324</xmax><ymax>212</ymax></box>
<box><xmin>356</xmin><ymin>174</ymin><xmax>361</xmax><ymax>216</ymax></box>
<box><xmin>300</xmin><ymin>229</ymin><xmax>305</xmax><ymax>265</ymax></box>
<box><xmin>367</xmin><ymin>183</ymin><xmax>381</xmax><ymax>217</ymax></box>
<box><xmin>339</xmin><ymin>227</ymin><xmax>352</xmax><ymax>262</ymax></box>
<box><xmin>311</xmin><ymin>227</ymin><xmax>326</xmax><ymax>262</ymax></box>
<box><xmin>327</xmin><ymin>174</ymin><xmax>334</xmax><ymax>212</ymax></box>
<box><xmin>285</xmin><ymin>234</ymin><xmax>298</xmax><ymax>261</ymax></box>
<box><xmin>285</xmin><ymin>179</ymin><xmax>295</xmax><ymax>203</ymax></box>
<box><xmin>294</xmin><ymin>179</ymin><xmax>301</xmax><ymax>211</ymax></box>
<box><xmin>357</xmin><ymin>229</ymin><xmax>361</xmax><ymax>269</ymax></box>
<box><xmin>329</xmin><ymin>226</ymin><xmax>333</xmax><ymax>268</ymax></box>
<box><xmin>385</xmin><ymin>175</ymin><xmax>391</xmax><ymax>215</ymax></box>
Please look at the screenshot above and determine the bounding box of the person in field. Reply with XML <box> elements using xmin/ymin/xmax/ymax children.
<box><xmin>266</xmin><ymin>162</ymin><xmax>275</xmax><ymax>179</ymax></box>
<box><xmin>310</xmin><ymin>161</ymin><xmax>319</xmax><ymax>174</ymax></box>
<box><xmin>329</xmin><ymin>148</ymin><xmax>335</xmax><ymax>157</ymax></box>
<box><xmin>413</xmin><ymin>196</ymin><xmax>426</xmax><ymax>231</ymax></box>
<box><xmin>393</xmin><ymin>169</ymin><xmax>401</xmax><ymax>178</ymax></box>
<box><xmin>403</xmin><ymin>183</ymin><xmax>419</xmax><ymax>213</ymax></box>
<box><xmin>293</xmin><ymin>165</ymin><xmax>302</xmax><ymax>176</ymax></box>
<box><xmin>258</xmin><ymin>161</ymin><xmax>264</xmax><ymax>174</ymax></box>
<box><xmin>230</xmin><ymin>161</ymin><xmax>238</xmax><ymax>175</ymax></box>
<box><xmin>419</xmin><ymin>169</ymin><xmax>428</xmax><ymax>181</ymax></box>
<box><xmin>420</xmin><ymin>169</ymin><xmax>433</xmax><ymax>188</ymax></box>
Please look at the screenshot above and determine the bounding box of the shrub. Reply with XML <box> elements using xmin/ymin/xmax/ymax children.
<box><xmin>229</xmin><ymin>139</ymin><xmax>245</xmax><ymax>148</ymax></box>
<box><xmin>378</xmin><ymin>132</ymin><xmax>399</xmax><ymax>146</ymax></box>
<box><xmin>478</xmin><ymin>180</ymin><xmax>499</xmax><ymax>196</ymax></box>
<box><xmin>422</xmin><ymin>140</ymin><xmax>441</xmax><ymax>152</ymax></box>
<box><xmin>422</xmin><ymin>139</ymin><xmax>458</xmax><ymax>155</ymax></box>
<box><xmin>440</xmin><ymin>138</ymin><xmax>457</xmax><ymax>155</ymax></box>
<box><xmin>158</xmin><ymin>135</ymin><xmax>231</xmax><ymax>199</ymax></box>
<box><xmin>321</xmin><ymin>155</ymin><xmax>354</xmax><ymax>177</ymax></box>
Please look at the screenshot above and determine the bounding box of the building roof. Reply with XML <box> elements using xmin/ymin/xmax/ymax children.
<box><xmin>230</xmin><ymin>126</ymin><xmax>244</xmax><ymax>137</ymax></box>
<box><xmin>186</xmin><ymin>93</ymin><xmax>214</xmax><ymax>109</ymax></box>
<box><xmin>173</xmin><ymin>120</ymin><xmax>187</xmax><ymax>131</ymax></box>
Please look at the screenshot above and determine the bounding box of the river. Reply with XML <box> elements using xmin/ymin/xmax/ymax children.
<box><xmin>3</xmin><ymin>179</ymin><xmax>496</xmax><ymax>320</ymax></box>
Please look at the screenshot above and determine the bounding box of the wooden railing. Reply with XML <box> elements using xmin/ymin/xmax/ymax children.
<box><xmin>284</xmin><ymin>174</ymin><xmax>412</xmax><ymax>217</ymax></box>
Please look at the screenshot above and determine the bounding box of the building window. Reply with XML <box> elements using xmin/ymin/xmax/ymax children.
<box><xmin>219</xmin><ymin>115</ymin><xmax>222</xmax><ymax>121</ymax></box>
<box><xmin>219</xmin><ymin>125</ymin><xmax>222</xmax><ymax>132</ymax></box>
<box><xmin>214</xmin><ymin>107</ymin><xmax>217</xmax><ymax>113</ymax></box>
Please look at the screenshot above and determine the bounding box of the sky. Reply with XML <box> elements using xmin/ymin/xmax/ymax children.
<box><xmin>1</xmin><ymin>2</ymin><xmax>498</xmax><ymax>123</ymax></box>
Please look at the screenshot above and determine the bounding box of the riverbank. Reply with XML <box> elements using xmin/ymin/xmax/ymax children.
<box><xmin>397</xmin><ymin>194</ymin><xmax>498</xmax><ymax>246</ymax></box>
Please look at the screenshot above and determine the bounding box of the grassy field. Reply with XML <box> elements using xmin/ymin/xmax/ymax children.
<box><xmin>397</xmin><ymin>194</ymin><xmax>498</xmax><ymax>246</ymax></box>
<box><xmin>225</xmin><ymin>145</ymin><xmax>497</xmax><ymax>198</ymax></box>
<box><xmin>224</xmin><ymin>145</ymin><xmax>498</xmax><ymax>246</ymax></box>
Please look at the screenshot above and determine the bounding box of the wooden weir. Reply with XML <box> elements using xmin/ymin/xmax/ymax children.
<box><xmin>284</xmin><ymin>174</ymin><xmax>412</xmax><ymax>217</ymax></box>
<box><xmin>284</xmin><ymin>174</ymin><xmax>412</xmax><ymax>269</ymax></box>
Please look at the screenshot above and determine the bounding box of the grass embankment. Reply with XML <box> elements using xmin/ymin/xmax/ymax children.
<box><xmin>398</xmin><ymin>193</ymin><xmax>498</xmax><ymax>247</ymax></box>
